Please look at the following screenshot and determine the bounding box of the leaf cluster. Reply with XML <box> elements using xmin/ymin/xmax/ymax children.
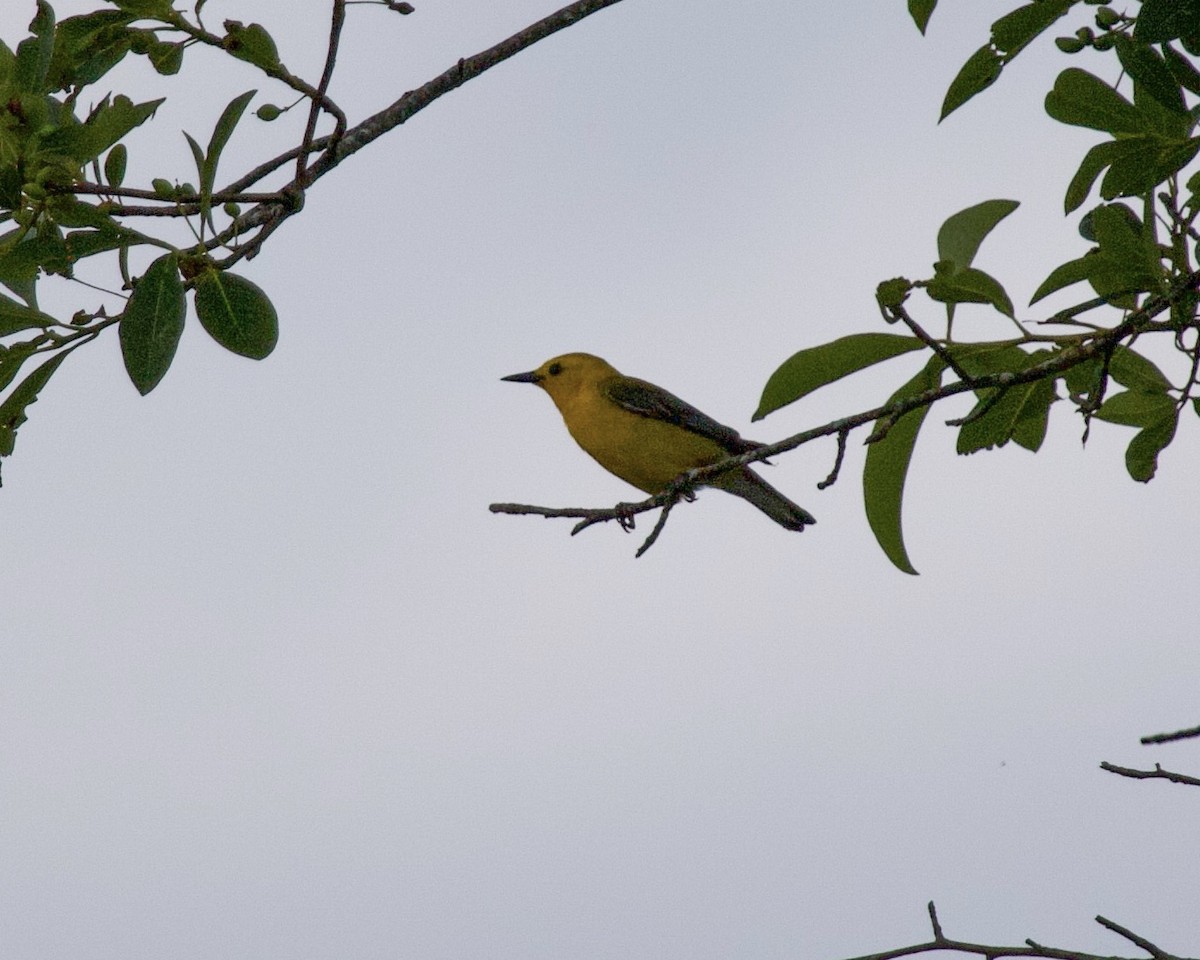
<box><xmin>746</xmin><ymin>0</ymin><xmax>1200</xmax><ymax>572</ymax></box>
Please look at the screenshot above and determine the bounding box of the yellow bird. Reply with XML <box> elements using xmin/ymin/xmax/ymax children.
<box><xmin>502</xmin><ymin>353</ymin><xmax>815</xmax><ymax>530</ymax></box>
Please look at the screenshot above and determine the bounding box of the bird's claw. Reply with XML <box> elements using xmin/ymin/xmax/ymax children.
<box><xmin>614</xmin><ymin>502</ymin><xmax>639</xmax><ymax>532</ymax></box>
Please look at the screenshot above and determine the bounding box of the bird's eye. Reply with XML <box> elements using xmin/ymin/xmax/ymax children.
<box><xmin>547</xmin><ymin>362</ymin><xmax>563</xmax><ymax>376</ymax></box>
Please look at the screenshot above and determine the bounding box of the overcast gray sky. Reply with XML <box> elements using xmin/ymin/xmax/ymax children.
<box><xmin>2</xmin><ymin>2</ymin><xmax>1198</xmax><ymax>959</ymax></box>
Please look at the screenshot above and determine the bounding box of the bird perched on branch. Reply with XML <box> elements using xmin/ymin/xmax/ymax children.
<box><xmin>501</xmin><ymin>352</ymin><xmax>815</xmax><ymax>531</ymax></box>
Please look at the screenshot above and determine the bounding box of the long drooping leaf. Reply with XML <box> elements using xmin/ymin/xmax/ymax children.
<box><xmin>863</xmin><ymin>358</ymin><xmax>944</xmax><ymax>575</ymax></box>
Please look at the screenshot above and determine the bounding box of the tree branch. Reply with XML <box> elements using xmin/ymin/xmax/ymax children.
<box><xmin>1141</xmin><ymin>724</ymin><xmax>1200</xmax><ymax>745</ymax></box>
<box><xmin>831</xmin><ymin>903</ymin><xmax>1187</xmax><ymax>960</ymax></box>
<box><xmin>1099</xmin><ymin>762</ymin><xmax>1200</xmax><ymax>788</ymax></box>
<box><xmin>491</xmin><ymin>275</ymin><xmax>1199</xmax><ymax>553</ymax></box>
<box><xmin>200</xmin><ymin>0</ymin><xmax>629</xmax><ymax>261</ymax></box>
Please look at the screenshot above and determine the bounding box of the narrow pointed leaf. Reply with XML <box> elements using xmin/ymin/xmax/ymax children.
<box><xmin>1030</xmin><ymin>252</ymin><xmax>1095</xmax><ymax>303</ymax></box>
<box><xmin>863</xmin><ymin>358</ymin><xmax>944</xmax><ymax>575</ymax></box>
<box><xmin>941</xmin><ymin>45</ymin><xmax>1002</xmax><ymax>121</ymax></box>
<box><xmin>1064</xmin><ymin>140</ymin><xmax>1122</xmax><ymax>213</ymax></box>
<box><xmin>0</xmin><ymin>347</ymin><xmax>72</xmax><ymax>457</ymax></box>
<box><xmin>991</xmin><ymin>1</ymin><xmax>1073</xmax><ymax>56</ymax></box>
<box><xmin>0</xmin><ymin>291</ymin><xmax>55</xmax><ymax>335</ymax></box>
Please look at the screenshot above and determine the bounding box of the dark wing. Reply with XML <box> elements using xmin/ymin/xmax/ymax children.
<box><xmin>604</xmin><ymin>376</ymin><xmax>762</xmax><ymax>455</ymax></box>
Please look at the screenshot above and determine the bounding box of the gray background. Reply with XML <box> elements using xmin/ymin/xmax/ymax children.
<box><xmin>2</xmin><ymin>2</ymin><xmax>1198</xmax><ymax>958</ymax></box>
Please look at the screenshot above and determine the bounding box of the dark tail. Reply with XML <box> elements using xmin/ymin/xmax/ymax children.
<box><xmin>713</xmin><ymin>468</ymin><xmax>816</xmax><ymax>531</ymax></box>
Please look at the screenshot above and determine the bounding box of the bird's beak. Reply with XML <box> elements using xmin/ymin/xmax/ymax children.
<box><xmin>501</xmin><ymin>370</ymin><xmax>542</xmax><ymax>384</ymax></box>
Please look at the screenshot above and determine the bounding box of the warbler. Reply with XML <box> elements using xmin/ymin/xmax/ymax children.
<box><xmin>502</xmin><ymin>353</ymin><xmax>814</xmax><ymax>530</ymax></box>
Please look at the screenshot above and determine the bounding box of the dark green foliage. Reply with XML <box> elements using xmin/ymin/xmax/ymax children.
<box><xmin>862</xmin><ymin>358</ymin><xmax>944</xmax><ymax>576</ymax></box>
<box><xmin>119</xmin><ymin>253</ymin><xmax>185</xmax><ymax>395</ymax></box>
<box><xmin>193</xmin><ymin>269</ymin><xmax>278</xmax><ymax>360</ymax></box>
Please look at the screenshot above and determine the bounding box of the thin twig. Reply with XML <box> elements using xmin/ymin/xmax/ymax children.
<box><xmin>818</xmin><ymin>428</ymin><xmax>849</xmax><ymax>489</ymax></box>
<box><xmin>297</xmin><ymin>0</ymin><xmax>348</xmax><ymax>185</ymax></box>
<box><xmin>927</xmin><ymin>902</ymin><xmax>945</xmax><ymax>942</ymax></box>
<box><xmin>888</xmin><ymin>303</ymin><xmax>975</xmax><ymax>381</ymax></box>
<box><xmin>1095</xmin><ymin>916</ymin><xmax>1176</xmax><ymax>960</ymax></box>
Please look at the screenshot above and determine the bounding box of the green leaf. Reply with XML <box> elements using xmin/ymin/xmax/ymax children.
<box><xmin>909</xmin><ymin>0</ymin><xmax>936</xmax><ymax>35</ymax></box>
<box><xmin>1063</xmin><ymin>355</ymin><xmax>1104</xmax><ymax>398</ymax></box>
<box><xmin>1045</xmin><ymin>68</ymin><xmax>1147</xmax><ymax>135</ymax></box>
<box><xmin>104</xmin><ymin>143</ymin><xmax>127</xmax><ymax>187</ymax></box>
<box><xmin>0</xmin><ymin>347</ymin><xmax>72</xmax><ymax>457</ymax></box>
<box><xmin>207</xmin><ymin>90</ymin><xmax>256</xmax><ymax>176</ymax></box>
<box><xmin>936</xmin><ymin>199</ymin><xmax>1020</xmax><ymax>272</ymax></box>
<box><xmin>119</xmin><ymin>252</ymin><xmax>185</xmax><ymax>395</ymax></box>
<box><xmin>753</xmin><ymin>333</ymin><xmax>924</xmax><ymax>421</ymax></box>
<box><xmin>1115</xmin><ymin>35</ymin><xmax>1188</xmax><ymax>115</ymax></box>
<box><xmin>1109</xmin><ymin>345</ymin><xmax>1173</xmax><ymax>391</ymax></box>
<box><xmin>941</xmin><ymin>45</ymin><xmax>1003</xmax><ymax>121</ymax></box>
<box><xmin>64</xmin><ymin>227</ymin><xmax>134</xmax><ymax>263</ymax></box>
<box><xmin>991</xmin><ymin>1</ymin><xmax>1073</xmax><ymax>56</ymax></box>
<box><xmin>1030</xmin><ymin>252</ymin><xmax>1095</xmax><ymax>303</ymax></box>
<box><xmin>222</xmin><ymin>21</ymin><xmax>281</xmax><ymax>71</ymax></box>
<box><xmin>1124</xmin><ymin>412</ymin><xmax>1177</xmax><ymax>482</ymax></box>
<box><xmin>1135</xmin><ymin>0</ymin><xmax>1200</xmax><ymax>44</ymax></box>
<box><xmin>1094</xmin><ymin>389</ymin><xmax>1175</xmax><ymax>427</ymax></box>
<box><xmin>927</xmin><ymin>265</ymin><xmax>1015</xmax><ymax>317</ymax></box>
<box><xmin>1095</xmin><ymin>390</ymin><xmax>1179</xmax><ymax>481</ymax></box>
<box><xmin>146</xmin><ymin>38</ymin><xmax>184</xmax><ymax>75</ymax></box>
<box><xmin>41</xmin><ymin>94</ymin><xmax>164</xmax><ymax>163</ymax></box>
<box><xmin>193</xmin><ymin>269</ymin><xmax>278</xmax><ymax>360</ymax></box>
<box><xmin>46</xmin><ymin>10</ymin><xmax>135</xmax><ymax>91</ymax></box>
<box><xmin>1099</xmin><ymin>136</ymin><xmax>1174</xmax><ymax>198</ymax></box>
<box><xmin>14</xmin><ymin>1</ymin><xmax>55</xmax><ymax>93</ymax></box>
<box><xmin>106</xmin><ymin>0</ymin><xmax>174</xmax><ymax>15</ymax></box>
<box><xmin>0</xmin><ymin>291</ymin><xmax>54</xmax><ymax>335</ymax></box>
<box><xmin>1164</xmin><ymin>44</ymin><xmax>1200</xmax><ymax>96</ymax></box>
<box><xmin>1064</xmin><ymin>139</ymin><xmax>1122</xmax><ymax>213</ymax></box>
<box><xmin>181</xmin><ymin>90</ymin><xmax>256</xmax><ymax>234</ymax></box>
<box><xmin>956</xmin><ymin>351</ymin><xmax>1057</xmax><ymax>455</ymax></box>
<box><xmin>1090</xmin><ymin>203</ymin><xmax>1164</xmax><ymax>299</ymax></box>
<box><xmin>863</xmin><ymin>358</ymin><xmax>944</xmax><ymax>576</ymax></box>
<box><xmin>0</xmin><ymin>340</ymin><xmax>39</xmax><ymax>393</ymax></box>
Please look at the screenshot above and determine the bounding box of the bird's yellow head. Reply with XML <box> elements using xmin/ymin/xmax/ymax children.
<box><xmin>501</xmin><ymin>353</ymin><xmax>619</xmax><ymax>406</ymax></box>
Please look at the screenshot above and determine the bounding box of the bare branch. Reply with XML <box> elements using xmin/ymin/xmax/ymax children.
<box><xmin>829</xmin><ymin>906</ymin><xmax>1186</xmax><ymax>960</ymax></box>
<box><xmin>1099</xmin><ymin>762</ymin><xmax>1200</xmax><ymax>788</ymax></box>
<box><xmin>818</xmin><ymin>428</ymin><xmax>849</xmax><ymax>490</ymax></box>
<box><xmin>1094</xmin><ymin>916</ymin><xmax>1177</xmax><ymax>960</ymax></box>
